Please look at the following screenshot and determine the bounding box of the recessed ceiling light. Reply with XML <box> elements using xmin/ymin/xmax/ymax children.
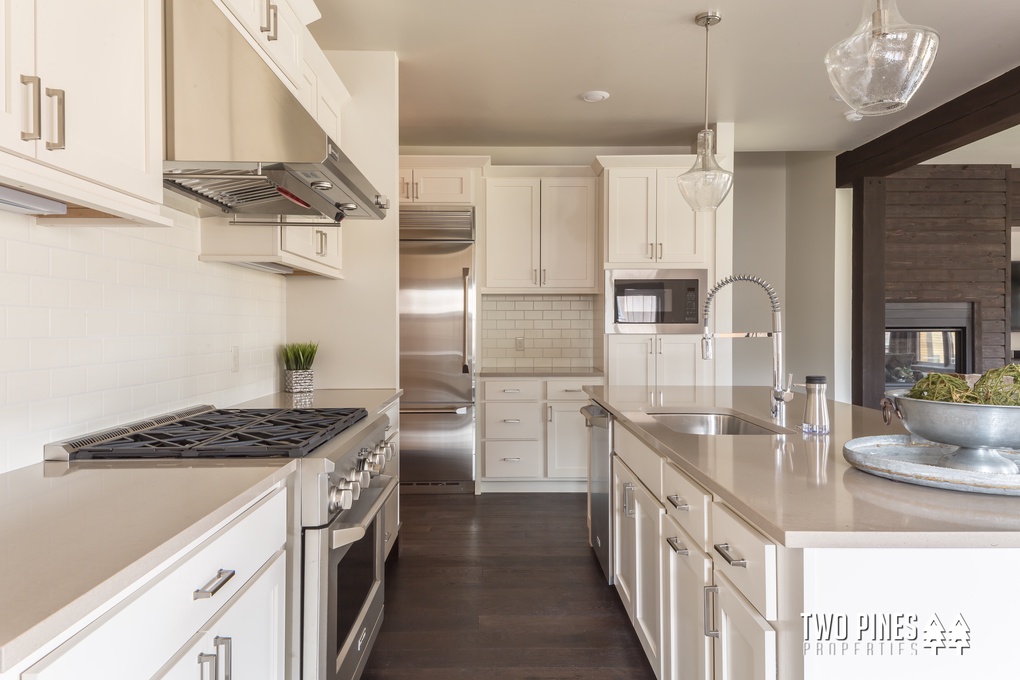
<box><xmin>581</xmin><ymin>90</ymin><xmax>610</xmax><ymax>103</ymax></box>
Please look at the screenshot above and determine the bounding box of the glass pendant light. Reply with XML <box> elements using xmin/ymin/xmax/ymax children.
<box><xmin>678</xmin><ymin>11</ymin><xmax>733</xmax><ymax>213</ymax></box>
<box><xmin>824</xmin><ymin>0</ymin><xmax>939</xmax><ymax>116</ymax></box>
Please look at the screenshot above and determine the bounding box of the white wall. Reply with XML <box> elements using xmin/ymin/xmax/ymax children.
<box><xmin>286</xmin><ymin>52</ymin><xmax>400</xmax><ymax>389</ymax></box>
<box><xmin>0</xmin><ymin>208</ymin><xmax>285</xmax><ymax>473</ymax></box>
<box><xmin>785</xmin><ymin>152</ymin><xmax>845</xmax><ymax>395</ymax></box>
<box><xmin>731</xmin><ymin>153</ymin><xmax>787</xmax><ymax>386</ymax></box>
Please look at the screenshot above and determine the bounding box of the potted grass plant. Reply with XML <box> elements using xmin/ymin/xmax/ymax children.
<box><xmin>281</xmin><ymin>341</ymin><xmax>318</xmax><ymax>393</ymax></box>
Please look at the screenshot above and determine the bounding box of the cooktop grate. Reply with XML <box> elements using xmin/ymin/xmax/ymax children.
<box><xmin>69</xmin><ymin>407</ymin><xmax>368</xmax><ymax>459</ymax></box>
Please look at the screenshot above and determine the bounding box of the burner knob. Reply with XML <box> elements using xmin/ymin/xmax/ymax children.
<box><xmin>328</xmin><ymin>486</ymin><xmax>354</xmax><ymax>512</ymax></box>
<box><xmin>338</xmin><ymin>478</ymin><xmax>362</xmax><ymax>501</ymax></box>
<box><xmin>353</xmin><ymin>469</ymin><xmax>372</xmax><ymax>487</ymax></box>
<box><xmin>357</xmin><ymin>457</ymin><xmax>380</xmax><ymax>476</ymax></box>
<box><xmin>384</xmin><ymin>442</ymin><xmax>395</xmax><ymax>461</ymax></box>
<box><xmin>370</xmin><ymin>450</ymin><xmax>387</xmax><ymax>470</ymax></box>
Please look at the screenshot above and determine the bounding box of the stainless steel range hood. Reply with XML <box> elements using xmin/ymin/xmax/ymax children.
<box><xmin>163</xmin><ymin>0</ymin><xmax>388</xmax><ymax>222</ymax></box>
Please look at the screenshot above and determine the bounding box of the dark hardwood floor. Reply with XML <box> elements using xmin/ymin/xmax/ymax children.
<box><xmin>363</xmin><ymin>492</ymin><xmax>656</xmax><ymax>680</ymax></box>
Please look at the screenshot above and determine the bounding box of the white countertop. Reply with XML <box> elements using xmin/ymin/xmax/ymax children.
<box><xmin>588</xmin><ymin>385</ymin><xmax>1020</xmax><ymax>549</ymax></box>
<box><xmin>0</xmin><ymin>387</ymin><xmax>401</xmax><ymax>673</ymax></box>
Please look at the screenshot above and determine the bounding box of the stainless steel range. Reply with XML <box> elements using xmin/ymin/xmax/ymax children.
<box><xmin>44</xmin><ymin>405</ymin><xmax>396</xmax><ymax>680</ymax></box>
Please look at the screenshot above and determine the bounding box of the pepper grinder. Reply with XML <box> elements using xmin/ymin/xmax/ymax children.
<box><xmin>802</xmin><ymin>375</ymin><xmax>829</xmax><ymax>434</ymax></box>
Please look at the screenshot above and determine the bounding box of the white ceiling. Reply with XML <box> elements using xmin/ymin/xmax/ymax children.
<box><xmin>310</xmin><ymin>0</ymin><xmax>1020</xmax><ymax>154</ymax></box>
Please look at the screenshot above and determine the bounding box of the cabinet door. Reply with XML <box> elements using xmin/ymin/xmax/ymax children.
<box><xmin>613</xmin><ymin>457</ymin><xmax>637</xmax><ymax>619</ymax></box>
<box><xmin>546</xmin><ymin>401</ymin><xmax>588</xmax><ymax>478</ymax></box>
<box><xmin>0</xmin><ymin>1</ymin><xmax>35</xmax><ymax>157</ymax></box>
<box><xmin>413</xmin><ymin>168</ymin><xmax>474</xmax><ymax>203</ymax></box>
<box><xmin>34</xmin><ymin>0</ymin><xmax>162</xmax><ymax>202</ymax></box>
<box><xmin>662</xmin><ymin>516</ymin><xmax>712</xmax><ymax>680</ymax></box>
<box><xmin>156</xmin><ymin>551</ymin><xmax>287</xmax><ymax>680</ymax></box>
<box><xmin>608</xmin><ymin>335</ymin><xmax>656</xmax><ymax>397</ymax></box>
<box><xmin>712</xmin><ymin>574</ymin><xmax>776</xmax><ymax>680</ymax></box>
<box><xmin>540</xmin><ymin>177</ymin><xmax>597</xmax><ymax>289</ymax></box>
<box><xmin>606</xmin><ymin>168</ymin><xmax>656</xmax><ymax>264</ymax></box>
<box><xmin>485</xmin><ymin>178</ymin><xmax>541</xmax><ymax>288</ymax></box>
<box><xmin>657</xmin><ymin>335</ymin><xmax>709</xmax><ymax>389</ymax></box>
<box><xmin>633</xmin><ymin>478</ymin><xmax>664</xmax><ymax>677</ymax></box>
<box><xmin>657</xmin><ymin>166</ymin><xmax>710</xmax><ymax>264</ymax></box>
<box><xmin>281</xmin><ymin>224</ymin><xmax>342</xmax><ymax>271</ymax></box>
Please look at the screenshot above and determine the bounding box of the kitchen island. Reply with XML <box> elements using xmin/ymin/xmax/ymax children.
<box><xmin>588</xmin><ymin>385</ymin><xmax>1020</xmax><ymax>680</ymax></box>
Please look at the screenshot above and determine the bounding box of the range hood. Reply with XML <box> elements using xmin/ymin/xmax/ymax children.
<box><xmin>163</xmin><ymin>0</ymin><xmax>388</xmax><ymax>222</ymax></box>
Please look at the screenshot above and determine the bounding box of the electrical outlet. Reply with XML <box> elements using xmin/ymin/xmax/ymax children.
<box><xmin>514</xmin><ymin>337</ymin><xmax>525</xmax><ymax>351</ymax></box>
<box><xmin>231</xmin><ymin>345</ymin><xmax>240</xmax><ymax>372</ymax></box>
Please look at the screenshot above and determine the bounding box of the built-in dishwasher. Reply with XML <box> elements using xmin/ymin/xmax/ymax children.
<box><xmin>581</xmin><ymin>403</ymin><xmax>613</xmax><ymax>584</ymax></box>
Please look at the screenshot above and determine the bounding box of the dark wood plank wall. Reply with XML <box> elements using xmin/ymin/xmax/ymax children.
<box><xmin>1012</xmin><ymin>169</ymin><xmax>1020</xmax><ymax>226</ymax></box>
<box><xmin>884</xmin><ymin>164</ymin><xmax>1011</xmax><ymax>372</ymax></box>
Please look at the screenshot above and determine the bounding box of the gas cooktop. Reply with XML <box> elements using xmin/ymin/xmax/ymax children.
<box><xmin>52</xmin><ymin>407</ymin><xmax>368</xmax><ymax>460</ymax></box>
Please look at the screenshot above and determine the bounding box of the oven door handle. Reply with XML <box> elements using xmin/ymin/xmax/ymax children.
<box><xmin>331</xmin><ymin>474</ymin><xmax>398</xmax><ymax>550</ymax></box>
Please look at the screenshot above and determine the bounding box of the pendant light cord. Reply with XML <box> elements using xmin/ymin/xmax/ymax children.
<box><xmin>703</xmin><ymin>19</ymin><xmax>710</xmax><ymax>130</ymax></box>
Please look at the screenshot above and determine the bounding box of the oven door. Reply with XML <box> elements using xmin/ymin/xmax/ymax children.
<box><xmin>303</xmin><ymin>474</ymin><xmax>397</xmax><ymax>680</ymax></box>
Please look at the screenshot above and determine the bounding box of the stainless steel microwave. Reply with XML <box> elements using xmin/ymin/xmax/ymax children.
<box><xmin>606</xmin><ymin>269</ymin><xmax>707</xmax><ymax>334</ymax></box>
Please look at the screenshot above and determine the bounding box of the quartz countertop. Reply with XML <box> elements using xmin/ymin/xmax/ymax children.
<box><xmin>0</xmin><ymin>387</ymin><xmax>401</xmax><ymax>673</ymax></box>
<box><xmin>587</xmin><ymin>385</ymin><xmax>1020</xmax><ymax>549</ymax></box>
<box><xmin>478</xmin><ymin>368</ymin><xmax>604</xmax><ymax>378</ymax></box>
<box><xmin>0</xmin><ymin>460</ymin><xmax>295</xmax><ymax>672</ymax></box>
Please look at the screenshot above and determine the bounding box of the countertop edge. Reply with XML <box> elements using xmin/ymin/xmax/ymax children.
<box><xmin>0</xmin><ymin>461</ymin><xmax>297</xmax><ymax>674</ymax></box>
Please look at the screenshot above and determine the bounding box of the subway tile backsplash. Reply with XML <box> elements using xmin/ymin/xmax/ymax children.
<box><xmin>0</xmin><ymin>209</ymin><xmax>285</xmax><ymax>474</ymax></box>
<box><xmin>480</xmin><ymin>294</ymin><xmax>595</xmax><ymax>370</ymax></box>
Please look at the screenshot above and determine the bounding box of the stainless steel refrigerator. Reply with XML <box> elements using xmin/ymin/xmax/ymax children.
<box><xmin>399</xmin><ymin>205</ymin><xmax>476</xmax><ymax>493</ymax></box>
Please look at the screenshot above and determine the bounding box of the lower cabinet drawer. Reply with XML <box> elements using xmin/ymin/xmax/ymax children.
<box><xmin>710</xmin><ymin>502</ymin><xmax>776</xmax><ymax>620</ymax></box>
<box><xmin>662</xmin><ymin>461</ymin><xmax>712</xmax><ymax>553</ymax></box>
<box><xmin>24</xmin><ymin>489</ymin><xmax>287</xmax><ymax>680</ymax></box>
<box><xmin>484</xmin><ymin>380</ymin><xmax>541</xmax><ymax>401</ymax></box>
<box><xmin>484</xmin><ymin>402</ymin><xmax>542</xmax><ymax>439</ymax></box>
<box><xmin>484</xmin><ymin>440</ymin><xmax>543</xmax><ymax>478</ymax></box>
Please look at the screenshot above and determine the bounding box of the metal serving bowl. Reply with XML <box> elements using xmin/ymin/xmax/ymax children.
<box><xmin>883</xmin><ymin>390</ymin><xmax>1020</xmax><ymax>474</ymax></box>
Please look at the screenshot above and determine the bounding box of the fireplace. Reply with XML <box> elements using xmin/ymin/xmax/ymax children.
<box><xmin>884</xmin><ymin>302</ymin><xmax>975</xmax><ymax>389</ymax></box>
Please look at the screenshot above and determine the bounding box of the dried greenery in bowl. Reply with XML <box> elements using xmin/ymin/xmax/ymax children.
<box><xmin>281</xmin><ymin>342</ymin><xmax>319</xmax><ymax>371</ymax></box>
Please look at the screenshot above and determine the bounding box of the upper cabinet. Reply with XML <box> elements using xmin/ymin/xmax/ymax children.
<box><xmin>603</xmin><ymin>164</ymin><xmax>713</xmax><ymax>267</ymax></box>
<box><xmin>220</xmin><ymin>0</ymin><xmax>303</xmax><ymax>88</ymax></box>
<box><xmin>0</xmin><ymin>0</ymin><xmax>166</xmax><ymax>223</ymax></box>
<box><xmin>484</xmin><ymin>176</ymin><xmax>597</xmax><ymax>292</ymax></box>
<box><xmin>399</xmin><ymin>168</ymin><xmax>475</xmax><ymax>204</ymax></box>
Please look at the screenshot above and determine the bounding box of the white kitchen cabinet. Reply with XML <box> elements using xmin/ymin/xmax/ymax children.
<box><xmin>604</xmin><ymin>165</ymin><xmax>708</xmax><ymax>266</ymax></box>
<box><xmin>709</xmin><ymin>573</ymin><xmax>776</xmax><ymax>680</ymax></box>
<box><xmin>484</xmin><ymin>177</ymin><xmax>597</xmax><ymax>291</ymax></box>
<box><xmin>613</xmin><ymin>455</ymin><xmax>664</xmax><ymax>678</ymax></box>
<box><xmin>299</xmin><ymin>43</ymin><xmax>350</xmax><ymax>143</ymax></box>
<box><xmin>480</xmin><ymin>377</ymin><xmax>601</xmax><ymax>484</ymax></box>
<box><xmin>155</xmin><ymin>550</ymin><xmax>286</xmax><ymax>680</ymax></box>
<box><xmin>220</xmin><ymin>0</ymin><xmax>303</xmax><ymax>88</ymax></box>
<box><xmin>608</xmin><ymin>334</ymin><xmax>709</xmax><ymax>396</ymax></box>
<box><xmin>24</xmin><ymin>488</ymin><xmax>287</xmax><ymax>680</ymax></box>
<box><xmin>400</xmin><ymin>167</ymin><xmax>474</xmax><ymax>203</ymax></box>
<box><xmin>662</xmin><ymin>515</ymin><xmax>713</xmax><ymax>680</ymax></box>
<box><xmin>200</xmin><ymin>218</ymin><xmax>343</xmax><ymax>279</ymax></box>
<box><xmin>0</xmin><ymin>0</ymin><xmax>163</xmax><ymax>211</ymax></box>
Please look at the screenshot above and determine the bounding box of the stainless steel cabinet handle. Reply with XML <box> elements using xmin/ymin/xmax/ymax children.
<box><xmin>657</xmin><ymin>337</ymin><xmax>662</xmax><ymax>354</ymax></box>
<box><xmin>714</xmin><ymin>542</ymin><xmax>747</xmax><ymax>568</ymax></box>
<box><xmin>666</xmin><ymin>536</ymin><xmax>689</xmax><ymax>555</ymax></box>
<box><xmin>533</xmin><ymin>269</ymin><xmax>538</xmax><ymax>285</ymax></box>
<box><xmin>214</xmin><ymin>636</ymin><xmax>232</xmax><ymax>680</ymax></box>
<box><xmin>648</xmin><ymin>242</ymin><xmax>654</xmax><ymax>259</ymax></box>
<box><xmin>667</xmin><ymin>494</ymin><xmax>690</xmax><ymax>511</ymax></box>
<box><xmin>20</xmin><ymin>75</ymin><xmax>41</xmax><ymax>141</ymax></box>
<box><xmin>315</xmin><ymin>230</ymin><xmax>326</xmax><ymax>256</ymax></box>
<box><xmin>648</xmin><ymin>338</ymin><xmax>653</xmax><ymax>355</ymax></box>
<box><xmin>267</xmin><ymin>4</ymin><xmax>279</xmax><ymax>41</ymax></box>
<box><xmin>548</xmin><ymin>405</ymin><xmax>553</xmax><ymax>422</ymax></box>
<box><xmin>462</xmin><ymin>267</ymin><xmax>471</xmax><ymax>373</ymax></box>
<box><xmin>503</xmin><ymin>388</ymin><xmax>521</xmax><ymax>393</ymax></box>
<box><xmin>403</xmin><ymin>180</ymin><xmax>411</xmax><ymax>199</ymax></box>
<box><xmin>704</xmin><ymin>585</ymin><xmax>720</xmax><ymax>638</ymax></box>
<box><xmin>658</xmin><ymin>242</ymin><xmax>663</xmax><ymax>259</ymax></box>
<box><xmin>623</xmin><ymin>483</ymin><xmax>635</xmax><ymax>518</ymax></box>
<box><xmin>45</xmin><ymin>88</ymin><xmax>65</xmax><ymax>151</ymax></box>
<box><xmin>260</xmin><ymin>0</ymin><xmax>272</xmax><ymax>31</ymax></box>
<box><xmin>542</xmin><ymin>268</ymin><xmax>547</xmax><ymax>285</ymax></box>
<box><xmin>198</xmin><ymin>652</ymin><xmax>218</xmax><ymax>680</ymax></box>
<box><xmin>413</xmin><ymin>181</ymin><xmax>420</xmax><ymax>200</ymax></box>
<box><xmin>193</xmin><ymin>568</ymin><xmax>236</xmax><ymax>599</ymax></box>
<box><xmin>503</xmin><ymin>418</ymin><xmax>521</xmax><ymax>423</ymax></box>
<box><xmin>564</xmin><ymin>388</ymin><xmax>583</xmax><ymax>392</ymax></box>
<box><xmin>501</xmin><ymin>457</ymin><xmax>521</xmax><ymax>462</ymax></box>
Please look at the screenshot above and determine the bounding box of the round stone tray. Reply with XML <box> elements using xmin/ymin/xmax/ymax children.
<box><xmin>843</xmin><ymin>434</ymin><xmax>1020</xmax><ymax>496</ymax></box>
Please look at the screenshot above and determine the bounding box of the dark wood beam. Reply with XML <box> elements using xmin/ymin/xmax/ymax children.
<box><xmin>836</xmin><ymin>65</ymin><xmax>1020</xmax><ymax>187</ymax></box>
<box><xmin>852</xmin><ymin>177</ymin><xmax>887</xmax><ymax>407</ymax></box>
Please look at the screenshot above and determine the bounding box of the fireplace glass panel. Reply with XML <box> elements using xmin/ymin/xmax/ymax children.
<box><xmin>884</xmin><ymin>329</ymin><xmax>965</xmax><ymax>388</ymax></box>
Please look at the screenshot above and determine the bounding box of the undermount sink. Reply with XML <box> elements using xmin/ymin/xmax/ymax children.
<box><xmin>650</xmin><ymin>413</ymin><xmax>783</xmax><ymax>436</ymax></box>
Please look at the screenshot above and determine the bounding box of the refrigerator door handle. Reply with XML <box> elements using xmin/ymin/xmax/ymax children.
<box><xmin>462</xmin><ymin>267</ymin><xmax>471</xmax><ymax>374</ymax></box>
<box><xmin>401</xmin><ymin>406</ymin><xmax>470</xmax><ymax>415</ymax></box>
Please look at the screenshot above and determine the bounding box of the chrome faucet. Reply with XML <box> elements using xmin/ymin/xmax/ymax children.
<box><xmin>701</xmin><ymin>274</ymin><xmax>793</xmax><ymax>419</ymax></box>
